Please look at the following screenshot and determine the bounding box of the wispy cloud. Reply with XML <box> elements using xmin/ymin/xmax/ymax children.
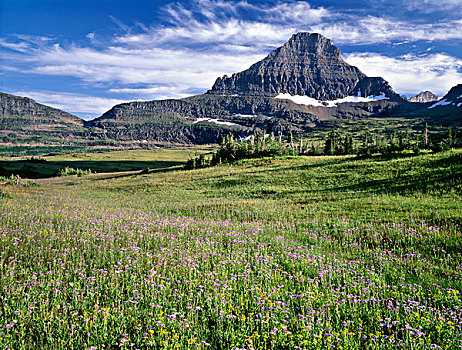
<box><xmin>344</xmin><ymin>53</ymin><xmax>462</xmax><ymax>96</ymax></box>
<box><xmin>391</xmin><ymin>0</ymin><xmax>462</xmax><ymax>15</ymax></box>
<box><xmin>312</xmin><ymin>18</ymin><xmax>462</xmax><ymax>45</ymax></box>
<box><xmin>28</xmin><ymin>45</ymin><xmax>264</xmax><ymax>86</ymax></box>
<box><xmin>108</xmin><ymin>85</ymin><xmax>194</xmax><ymax>100</ymax></box>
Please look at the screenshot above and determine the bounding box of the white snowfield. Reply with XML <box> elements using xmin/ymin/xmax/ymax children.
<box><xmin>274</xmin><ymin>93</ymin><xmax>388</xmax><ymax>107</ymax></box>
<box><xmin>238</xmin><ymin>134</ymin><xmax>270</xmax><ymax>142</ymax></box>
<box><xmin>428</xmin><ymin>99</ymin><xmax>452</xmax><ymax>109</ymax></box>
<box><xmin>233</xmin><ymin>113</ymin><xmax>273</xmax><ymax>119</ymax></box>
<box><xmin>192</xmin><ymin>118</ymin><xmax>239</xmax><ymax>126</ymax></box>
<box><xmin>233</xmin><ymin>113</ymin><xmax>257</xmax><ymax>118</ymax></box>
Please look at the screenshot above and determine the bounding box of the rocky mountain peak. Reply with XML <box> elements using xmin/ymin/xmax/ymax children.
<box><xmin>409</xmin><ymin>91</ymin><xmax>439</xmax><ymax>103</ymax></box>
<box><xmin>271</xmin><ymin>32</ymin><xmax>341</xmax><ymax>61</ymax></box>
<box><xmin>208</xmin><ymin>32</ymin><xmax>399</xmax><ymax>101</ymax></box>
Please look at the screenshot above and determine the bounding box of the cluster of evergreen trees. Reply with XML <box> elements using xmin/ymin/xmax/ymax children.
<box><xmin>185</xmin><ymin>132</ymin><xmax>294</xmax><ymax>169</ymax></box>
<box><xmin>357</xmin><ymin>124</ymin><xmax>460</xmax><ymax>157</ymax></box>
<box><xmin>184</xmin><ymin>125</ymin><xmax>461</xmax><ymax>169</ymax></box>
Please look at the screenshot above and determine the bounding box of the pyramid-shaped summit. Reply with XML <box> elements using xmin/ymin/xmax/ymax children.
<box><xmin>208</xmin><ymin>32</ymin><xmax>398</xmax><ymax>101</ymax></box>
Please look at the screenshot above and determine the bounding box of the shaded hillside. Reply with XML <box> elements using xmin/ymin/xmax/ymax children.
<box><xmin>1</xmin><ymin>92</ymin><xmax>84</xmax><ymax>129</ymax></box>
<box><xmin>406</xmin><ymin>85</ymin><xmax>462</xmax><ymax>126</ymax></box>
<box><xmin>0</xmin><ymin>92</ymin><xmax>91</xmax><ymax>154</ymax></box>
<box><xmin>0</xmin><ymin>93</ymin><xmax>158</xmax><ymax>156</ymax></box>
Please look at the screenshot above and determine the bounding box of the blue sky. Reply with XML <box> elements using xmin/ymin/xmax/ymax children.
<box><xmin>1</xmin><ymin>0</ymin><xmax>461</xmax><ymax>119</ymax></box>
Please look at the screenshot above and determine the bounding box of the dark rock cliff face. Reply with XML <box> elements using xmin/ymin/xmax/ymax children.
<box><xmin>90</xmin><ymin>99</ymin><xmax>226</xmax><ymax>123</ymax></box>
<box><xmin>409</xmin><ymin>91</ymin><xmax>439</xmax><ymax>103</ymax></box>
<box><xmin>208</xmin><ymin>32</ymin><xmax>399</xmax><ymax>101</ymax></box>
<box><xmin>352</xmin><ymin>77</ymin><xmax>400</xmax><ymax>100</ymax></box>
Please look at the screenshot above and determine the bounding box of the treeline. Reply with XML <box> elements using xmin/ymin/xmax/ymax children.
<box><xmin>325</xmin><ymin>124</ymin><xmax>461</xmax><ymax>157</ymax></box>
<box><xmin>184</xmin><ymin>125</ymin><xmax>461</xmax><ymax>169</ymax></box>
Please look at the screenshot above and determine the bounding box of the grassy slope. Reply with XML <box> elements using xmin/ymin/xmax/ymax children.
<box><xmin>0</xmin><ymin>150</ymin><xmax>461</xmax><ymax>349</ymax></box>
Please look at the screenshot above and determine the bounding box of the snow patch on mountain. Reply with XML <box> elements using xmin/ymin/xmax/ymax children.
<box><xmin>428</xmin><ymin>99</ymin><xmax>452</xmax><ymax>109</ymax></box>
<box><xmin>274</xmin><ymin>93</ymin><xmax>388</xmax><ymax>107</ymax></box>
<box><xmin>193</xmin><ymin>118</ymin><xmax>239</xmax><ymax>126</ymax></box>
<box><xmin>233</xmin><ymin>113</ymin><xmax>272</xmax><ymax>119</ymax></box>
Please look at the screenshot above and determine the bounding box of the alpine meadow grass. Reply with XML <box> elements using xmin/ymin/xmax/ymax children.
<box><xmin>1</xmin><ymin>150</ymin><xmax>461</xmax><ymax>349</ymax></box>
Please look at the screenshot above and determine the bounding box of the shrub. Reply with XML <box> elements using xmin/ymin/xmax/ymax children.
<box><xmin>0</xmin><ymin>174</ymin><xmax>21</xmax><ymax>185</ymax></box>
<box><xmin>57</xmin><ymin>167</ymin><xmax>92</xmax><ymax>177</ymax></box>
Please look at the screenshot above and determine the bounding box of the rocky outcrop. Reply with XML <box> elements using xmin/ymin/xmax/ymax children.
<box><xmin>352</xmin><ymin>77</ymin><xmax>400</xmax><ymax>100</ymax></box>
<box><xmin>208</xmin><ymin>32</ymin><xmax>400</xmax><ymax>101</ymax></box>
<box><xmin>87</xmin><ymin>99</ymin><xmax>226</xmax><ymax>124</ymax></box>
<box><xmin>409</xmin><ymin>91</ymin><xmax>439</xmax><ymax>103</ymax></box>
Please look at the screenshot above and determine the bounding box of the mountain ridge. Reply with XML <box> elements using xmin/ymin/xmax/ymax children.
<box><xmin>1</xmin><ymin>33</ymin><xmax>461</xmax><ymax>149</ymax></box>
<box><xmin>0</xmin><ymin>92</ymin><xmax>84</xmax><ymax>127</ymax></box>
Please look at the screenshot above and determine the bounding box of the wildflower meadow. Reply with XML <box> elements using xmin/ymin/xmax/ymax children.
<box><xmin>1</xmin><ymin>150</ymin><xmax>461</xmax><ymax>349</ymax></box>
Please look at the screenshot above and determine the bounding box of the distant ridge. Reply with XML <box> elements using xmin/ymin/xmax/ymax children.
<box><xmin>0</xmin><ymin>92</ymin><xmax>83</xmax><ymax>127</ymax></box>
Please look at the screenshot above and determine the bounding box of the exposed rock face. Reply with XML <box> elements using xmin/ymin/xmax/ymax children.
<box><xmin>352</xmin><ymin>77</ymin><xmax>398</xmax><ymax>99</ymax></box>
<box><xmin>208</xmin><ymin>32</ymin><xmax>399</xmax><ymax>100</ymax></box>
<box><xmin>90</xmin><ymin>99</ymin><xmax>220</xmax><ymax>123</ymax></box>
<box><xmin>409</xmin><ymin>91</ymin><xmax>439</xmax><ymax>103</ymax></box>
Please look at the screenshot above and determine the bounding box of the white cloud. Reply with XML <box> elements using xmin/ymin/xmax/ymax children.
<box><xmin>14</xmin><ymin>91</ymin><xmax>131</xmax><ymax>119</ymax></box>
<box><xmin>310</xmin><ymin>17</ymin><xmax>462</xmax><ymax>45</ymax></box>
<box><xmin>0</xmin><ymin>39</ymin><xmax>30</xmax><ymax>53</ymax></box>
<box><xmin>28</xmin><ymin>45</ymin><xmax>264</xmax><ymax>85</ymax></box>
<box><xmin>344</xmin><ymin>52</ymin><xmax>462</xmax><ymax>96</ymax></box>
<box><xmin>108</xmin><ymin>85</ymin><xmax>193</xmax><ymax>100</ymax></box>
<box><xmin>404</xmin><ymin>0</ymin><xmax>462</xmax><ymax>14</ymax></box>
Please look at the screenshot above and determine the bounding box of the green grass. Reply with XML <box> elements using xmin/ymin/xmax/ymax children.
<box><xmin>0</xmin><ymin>149</ymin><xmax>461</xmax><ymax>349</ymax></box>
<box><xmin>0</xmin><ymin>146</ymin><xmax>216</xmax><ymax>178</ymax></box>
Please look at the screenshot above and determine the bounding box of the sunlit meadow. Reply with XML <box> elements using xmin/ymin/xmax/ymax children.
<box><xmin>1</xmin><ymin>150</ymin><xmax>461</xmax><ymax>349</ymax></box>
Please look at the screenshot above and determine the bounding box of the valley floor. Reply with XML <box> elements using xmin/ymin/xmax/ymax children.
<box><xmin>1</xmin><ymin>150</ymin><xmax>461</xmax><ymax>349</ymax></box>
